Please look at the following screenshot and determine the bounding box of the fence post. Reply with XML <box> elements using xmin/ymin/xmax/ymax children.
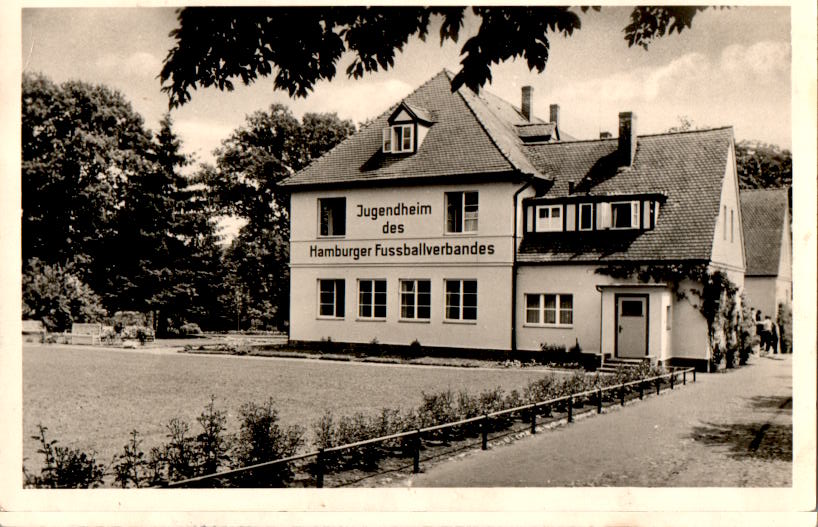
<box><xmin>597</xmin><ymin>388</ymin><xmax>603</xmax><ymax>414</ymax></box>
<box><xmin>567</xmin><ymin>397</ymin><xmax>574</xmax><ymax>423</ymax></box>
<box><xmin>656</xmin><ymin>379</ymin><xmax>661</xmax><ymax>396</ymax></box>
<box><xmin>316</xmin><ymin>449</ymin><xmax>325</xmax><ymax>488</ymax></box>
<box><xmin>481</xmin><ymin>414</ymin><xmax>489</xmax><ymax>450</ymax></box>
<box><xmin>670</xmin><ymin>372</ymin><xmax>675</xmax><ymax>390</ymax></box>
<box><xmin>530</xmin><ymin>405</ymin><xmax>537</xmax><ymax>434</ymax></box>
<box><xmin>413</xmin><ymin>430</ymin><xmax>420</xmax><ymax>474</ymax></box>
<box><xmin>639</xmin><ymin>381</ymin><xmax>644</xmax><ymax>400</ymax></box>
<box><xmin>620</xmin><ymin>386</ymin><xmax>626</xmax><ymax>406</ymax></box>
<box><xmin>683</xmin><ymin>370</ymin><xmax>687</xmax><ymax>385</ymax></box>
<box><xmin>693</xmin><ymin>369</ymin><xmax>696</xmax><ymax>383</ymax></box>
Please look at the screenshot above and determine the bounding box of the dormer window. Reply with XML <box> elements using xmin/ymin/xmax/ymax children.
<box><xmin>535</xmin><ymin>205</ymin><xmax>562</xmax><ymax>232</ymax></box>
<box><xmin>611</xmin><ymin>201</ymin><xmax>640</xmax><ymax>229</ymax></box>
<box><xmin>383</xmin><ymin>124</ymin><xmax>414</xmax><ymax>153</ymax></box>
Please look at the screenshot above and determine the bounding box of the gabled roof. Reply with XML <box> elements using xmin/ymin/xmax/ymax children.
<box><xmin>518</xmin><ymin>127</ymin><xmax>736</xmax><ymax>263</ymax></box>
<box><xmin>280</xmin><ymin>70</ymin><xmax>548</xmax><ymax>188</ymax></box>
<box><xmin>390</xmin><ymin>102</ymin><xmax>434</xmax><ymax>125</ymax></box>
<box><xmin>740</xmin><ymin>188</ymin><xmax>789</xmax><ymax>276</ymax></box>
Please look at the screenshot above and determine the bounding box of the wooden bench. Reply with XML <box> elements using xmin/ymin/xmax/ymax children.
<box><xmin>70</xmin><ymin>322</ymin><xmax>103</xmax><ymax>345</ymax></box>
<box><xmin>22</xmin><ymin>320</ymin><xmax>46</xmax><ymax>342</ymax></box>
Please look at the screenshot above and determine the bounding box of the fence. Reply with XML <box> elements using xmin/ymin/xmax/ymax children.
<box><xmin>162</xmin><ymin>367</ymin><xmax>695</xmax><ymax>488</ymax></box>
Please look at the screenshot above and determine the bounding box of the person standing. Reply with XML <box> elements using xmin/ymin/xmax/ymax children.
<box><xmin>770</xmin><ymin>320</ymin><xmax>779</xmax><ymax>354</ymax></box>
<box><xmin>762</xmin><ymin>315</ymin><xmax>774</xmax><ymax>353</ymax></box>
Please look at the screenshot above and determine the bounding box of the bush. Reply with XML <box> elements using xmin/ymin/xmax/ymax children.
<box><xmin>777</xmin><ymin>303</ymin><xmax>792</xmax><ymax>354</ymax></box>
<box><xmin>163</xmin><ymin>418</ymin><xmax>196</xmax><ymax>482</ymax></box>
<box><xmin>112</xmin><ymin>430</ymin><xmax>147</xmax><ymax>488</ymax></box>
<box><xmin>180</xmin><ymin>322</ymin><xmax>204</xmax><ymax>336</ymax></box>
<box><xmin>24</xmin><ymin>425</ymin><xmax>106</xmax><ymax>488</ymax></box>
<box><xmin>195</xmin><ymin>396</ymin><xmax>231</xmax><ymax>477</ymax></box>
<box><xmin>232</xmin><ymin>399</ymin><xmax>304</xmax><ymax>487</ymax></box>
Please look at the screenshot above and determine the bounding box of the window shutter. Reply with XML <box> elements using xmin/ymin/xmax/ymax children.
<box><xmin>642</xmin><ymin>201</ymin><xmax>651</xmax><ymax>229</ymax></box>
<box><xmin>382</xmin><ymin>128</ymin><xmax>391</xmax><ymax>152</ymax></box>
<box><xmin>597</xmin><ymin>202</ymin><xmax>611</xmax><ymax>229</ymax></box>
<box><xmin>631</xmin><ymin>201</ymin><xmax>640</xmax><ymax>228</ymax></box>
<box><xmin>526</xmin><ymin>206</ymin><xmax>533</xmax><ymax>233</ymax></box>
<box><xmin>565</xmin><ymin>204</ymin><xmax>576</xmax><ymax>231</ymax></box>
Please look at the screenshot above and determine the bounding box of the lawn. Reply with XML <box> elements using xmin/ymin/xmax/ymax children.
<box><xmin>23</xmin><ymin>344</ymin><xmax>566</xmax><ymax>475</ymax></box>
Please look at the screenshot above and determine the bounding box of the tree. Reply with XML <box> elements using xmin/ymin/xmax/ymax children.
<box><xmin>735</xmin><ymin>140</ymin><xmax>792</xmax><ymax>190</ymax></box>
<box><xmin>160</xmin><ymin>6</ymin><xmax>708</xmax><ymax>107</ymax></box>
<box><xmin>205</xmin><ymin>105</ymin><xmax>354</xmax><ymax>329</ymax></box>
<box><xmin>22</xmin><ymin>73</ymin><xmax>154</xmax><ymax>289</ymax></box>
<box><xmin>107</xmin><ymin>114</ymin><xmax>225</xmax><ymax>335</ymax></box>
<box><xmin>22</xmin><ymin>258</ymin><xmax>107</xmax><ymax>332</ymax></box>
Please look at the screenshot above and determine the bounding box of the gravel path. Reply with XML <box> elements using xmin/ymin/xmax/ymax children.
<box><xmin>400</xmin><ymin>355</ymin><xmax>792</xmax><ymax>487</ymax></box>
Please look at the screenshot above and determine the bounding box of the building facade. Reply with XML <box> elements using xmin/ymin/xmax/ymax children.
<box><xmin>281</xmin><ymin>70</ymin><xmax>746</xmax><ymax>368</ymax></box>
<box><xmin>740</xmin><ymin>188</ymin><xmax>792</xmax><ymax>318</ymax></box>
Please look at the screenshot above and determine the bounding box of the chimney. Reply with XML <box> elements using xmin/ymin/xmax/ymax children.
<box><xmin>568</xmin><ymin>180</ymin><xmax>575</xmax><ymax>194</ymax></box>
<box><xmin>618</xmin><ymin>111</ymin><xmax>637</xmax><ymax>166</ymax></box>
<box><xmin>599</xmin><ymin>131</ymin><xmax>612</xmax><ymax>139</ymax></box>
<box><xmin>521</xmin><ymin>86</ymin><xmax>533</xmax><ymax>121</ymax></box>
<box><xmin>549</xmin><ymin>104</ymin><xmax>560</xmax><ymax>126</ymax></box>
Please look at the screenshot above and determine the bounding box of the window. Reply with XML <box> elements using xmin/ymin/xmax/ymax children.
<box><xmin>318</xmin><ymin>279</ymin><xmax>344</xmax><ymax>318</ymax></box>
<box><xmin>524</xmin><ymin>294</ymin><xmax>573</xmax><ymax>326</ymax></box>
<box><xmin>445</xmin><ymin>279</ymin><xmax>477</xmax><ymax>321</ymax></box>
<box><xmin>358</xmin><ymin>280</ymin><xmax>386</xmax><ymax>319</ymax></box>
<box><xmin>319</xmin><ymin>198</ymin><xmax>346</xmax><ymax>236</ymax></box>
<box><xmin>666</xmin><ymin>305</ymin><xmax>672</xmax><ymax>330</ymax></box>
<box><xmin>579</xmin><ymin>203</ymin><xmax>593</xmax><ymax>231</ymax></box>
<box><xmin>536</xmin><ymin>205</ymin><xmax>563</xmax><ymax>232</ymax></box>
<box><xmin>445</xmin><ymin>191</ymin><xmax>478</xmax><ymax>233</ymax></box>
<box><xmin>723</xmin><ymin>205</ymin><xmax>727</xmax><ymax>240</ymax></box>
<box><xmin>400</xmin><ymin>280</ymin><xmax>431</xmax><ymax>320</ymax></box>
<box><xmin>611</xmin><ymin>201</ymin><xmax>639</xmax><ymax>229</ymax></box>
<box><xmin>730</xmin><ymin>209</ymin><xmax>734</xmax><ymax>243</ymax></box>
<box><xmin>620</xmin><ymin>300</ymin><xmax>643</xmax><ymax>317</ymax></box>
<box><xmin>383</xmin><ymin>124</ymin><xmax>414</xmax><ymax>153</ymax></box>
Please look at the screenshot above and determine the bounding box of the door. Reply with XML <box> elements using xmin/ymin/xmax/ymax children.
<box><xmin>616</xmin><ymin>296</ymin><xmax>648</xmax><ymax>358</ymax></box>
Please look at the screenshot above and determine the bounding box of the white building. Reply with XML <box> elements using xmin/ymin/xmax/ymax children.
<box><xmin>740</xmin><ymin>188</ymin><xmax>792</xmax><ymax>318</ymax></box>
<box><xmin>280</xmin><ymin>70</ymin><xmax>745</xmax><ymax>370</ymax></box>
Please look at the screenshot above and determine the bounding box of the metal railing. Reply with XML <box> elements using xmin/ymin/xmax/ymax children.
<box><xmin>162</xmin><ymin>367</ymin><xmax>695</xmax><ymax>488</ymax></box>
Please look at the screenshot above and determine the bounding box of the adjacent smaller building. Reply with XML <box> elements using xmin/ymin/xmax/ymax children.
<box><xmin>740</xmin><ymin>188</ymin><xmax>792</xmax><ymax>318</ymax></box>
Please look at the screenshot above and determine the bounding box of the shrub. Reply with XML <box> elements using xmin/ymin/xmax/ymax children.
<box><xmin>24</xmin><ymin>425</ymin><xmax>106</xmax><ymax>488</ymax></box>
<box><xmin>180</xmin><ymin>322</ymin><xmax>203</xmax><ymax>336</ymax></box>
<box><xmin>195</xmin><ymin>396</ymin><xmax>231</xmax><ymax>477</ymax></box>
<box><xmin>777</xmin><ymin>303</ymin><xmax>792</xmax><ymax>354</ymax></box>
<box><xmin>112</xmin><ymin>430</ymin><xmax>147</xmax><ymax>488</ymax></box>
<box><xmin>163</xmin><ymin>418</ymin><xmax>196</xmax><ymax>482</ymax></box>
<box><xmin>232</xmin><ymin>399</ymin><xmax>304</xmax><ymax>487</ymax></box>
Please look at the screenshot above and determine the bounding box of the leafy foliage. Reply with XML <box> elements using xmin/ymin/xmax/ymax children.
<box><xmin>232</xmin><ymin>399</ymin><xmax>304</xmax><ymax>486</ymax></box>
<box><xmin>22</xmin><ymin>258</ymin><xmax>107</xmax><ymax>332</ymax></box>
<box><xmin>24</xmin><ymin>425</ymin><xmax>106</xmax><ymax>488</ymax></box>
<box><xmin>160</xmin><ymin>7</ymin><xmax>707</xmax><ymax>107</ymax></box>
<box><xmin>22</xmin><ymin>74</ymin><xmax>226</xmax><ymax>335</ymax></box>
<box><xmin>735</xmin><ymin>140</ymin><xmax>792</xmax><ymax>191</ymax></box>
<box><xmin>205</xmin><ymin>105</ymin><xmax>354</xmax><ymax>329</ymax></box>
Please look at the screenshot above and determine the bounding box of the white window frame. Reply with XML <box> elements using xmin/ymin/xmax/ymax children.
<box><xmin>318</xmin><ymin>197</ymin><xmax>346</xmax><ymax>237</ymax></box>
<box><xmin>317</xmin><ymin>279</ymin><xmax>345</xmax><ymax>319</ymax></box>
<box><xmin>524</xmin><ymin>293</ymin><xmax>573</xmax><ymax>327</ymax></box>
<box><xmin>445</xmin><ymin>191</ymin><xmax>479</xmax><ymax>234</ymax></box>
<box><xmin>444</xmin><ymin>279</ymin><xmax>477</xmax><ymax>322</ymax></box>
<box><xmin>578</xmin><ymin>203</ymin><xmax>594</xmax><ymax>231</ymax></box>
<box><xmin>399</xmin><ymin>279</ymin><xmax>431</xmax><ymax>321</ymax></box>
<box><xmin>535</xmin><ymin>205</ymin><xmax>563</xmax><ymax>232</ymax></box>
<box><xmin>383</xmin><ymin>124</ymin><xmax>414</xmax><ymax>153</ymax></box>
<box><xmin>358</xmin><ymin>279</ymin><xmax>387</xmax><ymax>320</ymax></box>
<box><xmin>610</xmin><ymin>201</ymin><xmax>640</xmax><ymax>230</ymax></box>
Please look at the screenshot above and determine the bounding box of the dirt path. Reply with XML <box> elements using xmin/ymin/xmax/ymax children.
<box><xmin>399</xmin><ymin>355</ymin><xmax>792</xmax><ymax>487</ymax></box>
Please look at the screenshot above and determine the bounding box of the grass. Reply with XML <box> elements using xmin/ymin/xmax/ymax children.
<box><xmin>23</xmin><ymin>344</ymin><xmax>570</xmax><ymax>475</ymax></box>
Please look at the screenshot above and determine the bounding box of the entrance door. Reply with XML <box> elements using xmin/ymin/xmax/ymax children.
<box><xmin>616</xmin><ymin>296</ymin><xmax>648</xmax><ymax>358</ymax></box>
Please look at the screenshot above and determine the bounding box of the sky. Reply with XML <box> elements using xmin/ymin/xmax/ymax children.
<box><xmin>21</xmin><ymin>5</ymin><xmax>792</xmax><ymax>171</ymax></box>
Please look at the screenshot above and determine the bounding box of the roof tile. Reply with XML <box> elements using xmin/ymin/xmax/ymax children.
<box><xmin>740</xmin><ymin>188</ymin><xmax>788</xmax><ymax>276</ymax></box>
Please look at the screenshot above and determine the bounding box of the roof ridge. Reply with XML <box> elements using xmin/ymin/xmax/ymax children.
<box><xmin>636</xmin><ymin>126</ymin><xmax>734</xmax><ymax>139</ymax></box>
<box><xmin>451</xmin><ymin>74</ymin><xmax>542</xmax><ymax>178</ymax></box>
